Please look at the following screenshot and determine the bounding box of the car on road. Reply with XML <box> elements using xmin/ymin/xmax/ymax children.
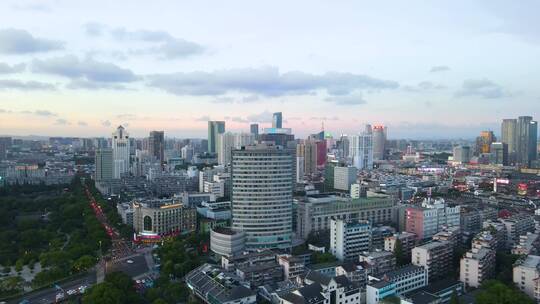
<box><xmin>126</xmin><ymin>259</ymin><xmax>134</xmax><ymax>264</ymax></box>
<box><xmin>55</xmin><ymin>293</ymin><xmax>65</xmax><ymax>301</ymax></box>
<box><xmin>67</xmin><ymin>289</ymin><xmax>78</xmax><ymax>296</ymax></box>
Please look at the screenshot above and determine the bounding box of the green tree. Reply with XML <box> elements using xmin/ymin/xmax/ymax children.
<box><xmin>15</xmin><ymin>259</ymin><xmax>24</xmax><ymax>272</ymax></box>
<box><xmin>73</xmin><ymin>255</ymin><xmax>96</xmax><ymax>272</ymax></box>
<box><xmin>449</xmin><ymin>289</ymin><xmax>460</xmax><ymax>304</ymax></box>
<box><xmin>475</xmin><ymin>280</ymin><xmax>534</xmax><ymax>304</ymax></box>
<box><xmin>82</xmin><ymin>282</ymin><xmax>123</xmax><ymax>304</ymax></box>
<box><xmin>393</xmin><ymin>239</ymin><xmax>405</xmax><ymax>266</ymax></box>
<box><xmin>83</xmin><ymin>272</ymin><xmax>143</xmax><ymax>304</ymax></box>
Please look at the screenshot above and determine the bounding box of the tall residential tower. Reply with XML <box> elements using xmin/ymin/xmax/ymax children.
<box><xmin>208</xmin><ymin>121</ymin><xmax>225</xmax><ymax>153</ymax></box>
<box><xmin>112</xmin><ymin>125</ymin><xmax>130</xmax><ymax>179</ymax></box>
<box><xmin>231</xmin><ymin>143</ymin><xmax>294</xmax><ymax>250</ymax></box>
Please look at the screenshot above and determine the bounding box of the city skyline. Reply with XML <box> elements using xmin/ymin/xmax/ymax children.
<box><xmin>1</xmin><ymin>1</ymin><xmax>540</xmax><ymax>139</ymax></box>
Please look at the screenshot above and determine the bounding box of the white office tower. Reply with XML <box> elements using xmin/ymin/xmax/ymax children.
<box><xmin>349</xmin><ymin>126</ymin><xmax>373</xmax><ymax>170</ymax></box>
<box><xmin>181</xmin><ymin>145</ymin><xmax>194</xmax><ymax>162</ymax></box>
<box><xmin>231</xmin><ymin>143</ymin><xmax>293</xmax><ymax>250</ymax></box>
<box><xmin>330</xmin><ymin>218</ymin><xmax>372</xmax><ymax>261</ymax></box>
<box><xmin>372</xmin><ymin>125</ymin><xmax>386</xmax><ymax>161</ymax></box>
<box><xmin>217</xmin><ymin>132</ymin><xmax>256</xmax><ymax>165</ymax></box>
<box><xmin>112</xmin><ymin>125</ymin><xmax>130</xmax><ymax>179</ymax></box>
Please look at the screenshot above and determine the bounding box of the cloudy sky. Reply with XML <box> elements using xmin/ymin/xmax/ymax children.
<box><xmin>0</xmin><ymin>0</ymin><xmax>539</xmax><ymax>139</ymax></box>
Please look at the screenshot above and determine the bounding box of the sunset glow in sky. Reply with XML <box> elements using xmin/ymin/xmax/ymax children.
<box><xmin>0</xmin><ymin>0</ymin><xmax>539</xmax><ymax>139</ymax></box>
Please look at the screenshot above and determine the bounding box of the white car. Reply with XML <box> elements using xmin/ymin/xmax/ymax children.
<box><xmin>55</xmin><ymin>293</ymin><xmax>65</xmax><ymax>301</ymax></box>
<box><xmin>126</xmin><ymin>259</ymin><xmax>134</xmax><ymax>264</ymax></box>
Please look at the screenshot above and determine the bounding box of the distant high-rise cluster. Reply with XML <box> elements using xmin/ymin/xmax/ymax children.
<box><xmin>111</xmin><ymin>125</ymin><xmax>130</xmax><ymax>179</ymax></box>
<box><xmin>501</xmin><ymin>116</ymin><xmax>538</xmax><ymax>167</ymax></box>
<box><xmin>148</xmin><ymin>130</ymin><xmax>165</xmax><ymax>164</ymax></box>
<box><xmin>349</xmin><ymin>124</ymin><xmax>374</xmax><ymax>170</ymax></box>
<box><xmin>207</xmin><ymin>121</ymin><xmax>225</xmax><ymax>153</ymax></box>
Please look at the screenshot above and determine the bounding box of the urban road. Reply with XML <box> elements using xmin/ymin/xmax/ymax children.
<box><xmin>8</xmin><ymin>273</ymin><xmax>96</xmax><ymax>304</ymax></box>
<box><xmin>8</xmin><ymin>182</ymin><xmax>150</xmax><ymax>304</ymax></box>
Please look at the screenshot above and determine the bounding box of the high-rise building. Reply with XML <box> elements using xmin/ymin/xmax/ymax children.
<box><xmin>95</xmin><ymin>148</ymin><xmax>113</xmax><ymax>182</ymax></box>
<box><xmin>501</xmin><ymin>119</ymin><xmax>517</xmax><ymax>162</ymax></box>
<box><xmin>112</xmin><ymin>125</ymin><xmax>130</xmax><ymax>179</ymax></box>
<box><xmin>372</xmin><ymin>125</ymin><xmax>386</xmax><ymax>161</ymax></box>
<box><xmin>231</xmin><ymin>143</ymin><xmax>293</xmax><ymax>250</ymax></box>
<box><xmin>250</xmin><ymin>123</ymin><xmax>259</xmax><ymax>136</ymax></box>
<box><xmin>208</xmin><ymin>121</ymin><xmax>225</xmax><ymax>153</ymax></box>
<box><xmin>405</xmin><ymin>200</ymin><xmax>461</xmax><ymax>240</ymax></box>
<box><xmin>272</xmin><ymin>112</ymin><xmax>282</xmax><ymax>128</ymax></box>
<box><xmin>217</xmin><ymin>132</ymin><xmax>236</xmax><ymax>166</ymax></box>
<box><xmin>333</xmin><ymin>166</ymin><xmax>357</xmax><ymax>191</ymax></box>
<box><xmin>412</xmin><ymin>240</ymin><xmax>453</xmax><ymax>281</ymax></box>
<box><xmin>452</xmin><ymin>145</ymin><xmax>471</xmax><ymax>164</ymax></box>
<box><xmin>330</xmin><ymin>219</ymin><xmax>371</xmax><ymax>261</ymax></box>
<box><xmin>217</xmin><ymin>132</ymin><xmax>257</xmax><ymax>165</ymax></box>
<box><xmin>296</xmin><ymin>140</ymin><xmax>318</xmax><ymax>177</ymax></box>
<box><xmin>349</xmin><ymin>127</ymin><xmax>373</xmax><ymax>170</ymax></box>
<box><xmin>460</xmin><ymin>231</ymin><xmax>497</xmax><ymax>288</ymax></box>
<box><xmin>513</xmin><ymin>255</ymin><xmax>540</xmax><ymax>301</ymax></box>
<box><xmin>490</xmin><ymin>142</ymin><xmax>508</xmax><ymax>165</ymax></box>
<box><xmin>181</xmin><ymin>145</ymin><xmax>194</xmax><ymax>162</ymax></box>
<box><xmin>475</xmin><ymin>131</ymin><xmax>496</xmax><ymax>155</ymax></box>
<box><xmin>148</xmin><ymin>130</ymin><xmax>165</xmax><ymax>164</ymax></box>
<box><xmin>0</xmin><ymin>137</ymin><xmax>12</xmax><ymax>160</ymax></box>
<box><xmin>516</xmin><ymin>116</ymin><xmax>538</xmax><ymax>167</ymax></box>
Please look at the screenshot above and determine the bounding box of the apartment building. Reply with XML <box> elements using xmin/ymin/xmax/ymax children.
<box><xmin>459</xmin><ymin>231</ymin><xmax>497</xmax><ymax>288</ymax></box>
<box><xmin>384</xmin><ymin>232</ymin><xmax>417</xmax><ymax>260</ymax></box>
<box><xmin>359</xmin><ymin>250</ymin><xmax>397</xmax><ymax>276</ymax></box>
<box><xmin>500</xmin><ymin>214</ymin><xmax>535</xmax><ymax>248</ymax></box>
<box><xmin>512</xmin><ymin>232</ymin><xmax>540</xmax><ymax>255</ymax></box>
<box><xmin>366</xmin><ymin>265</ymin><xmax>427</xmax><ymax>304</ymax></box>
<box><xmin>405</xmin><ymin>199</ymin><xmax>460</xmax><ymax>240</ymax></box>
<box><xmin>412</xmin><ymin>241</ymin><xmax>452</xmax><ymax>282</ymax></box>
<box><xmin>513</xmin><ymin>255</ymin><xmax>540</xmax><ymax>301</ymax></box>
<box><xmin>330</xmin><ymin>219</ymin><xmax>372</xmax><ymax>261</ymax></box>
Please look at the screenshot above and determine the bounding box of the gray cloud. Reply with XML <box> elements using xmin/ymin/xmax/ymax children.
<box><xmin>0</xmin><ymin>79</ymin><xmax>55</xmax><ymax>91</ymax></box>
<box><xmin>455</xmin><ymin>78</ymin><xmax>508</xmax><ymax>99</ymax></box>
<box><xmin>404</xmin><ymin>81</ymin><xmax>447</xmax><ymax>91</ymax></box>
<box><xmin>112</xmin><ymin>27</ymin><xmax>204</xmax><ymax>59</ymax></box>
<box><xmin>66</xmin><ymin>79</ymin><xmax>130</xmax><ymax>91</ymax></box>
<box><xmin>83</xmin><ymin>22</ymin><xmax>106</xmax><ymax>37</ymax></box>
<box><xmin>148</xmin><ymin>67</ymin><xmax>398</xmax><ymax>97</ymax></box>
<box><xmin>155</xmin><ymin>39</ymin><xmax>205</xmax><ymax>59</ymax></box>
<box><xmin>33</xmin><ymin>55</ymin><xmax>138</xmax><ymax>83</ymax></box>
<box><xmin>242</xmin><ymin>95</ymin><xmax>260</xmax><ymax>103</ymax></box>
<box><xmin>54</xmin><ymin>118</ymin><xmax>70</xmax><ymax>125</ymax></box>
<box><xmin>195</xmin><ymin>115</ymin><xmax>211</xmax><ymax>122</ymax></box>
<box><xmin>0</xmin><ymin>29</ymin><xmax>63</xmax><ymax>54</ymax></box>
<box><xmin>324</xmin><ymin>94</ymin><xmax>367</xmax><ymax>105</ymax></box>
<box><xmin>0</xmin><ymin>62</ymin><xmax>26</xmax><ymax>74</ymax></box>
<box><xmin>430</xmin><ymin>66</ymin><xmax>450</xmax><ymax>73</ymax></box>
<box><xmin>211</xmin><ymin>97</ymin><xmax>235</xmax><ymax>103</ymax></box>
<box><xmin>1</xmin><ymin>109</ymin><xmax>57</xmax><ymax>117</ymax></box>
<box><xmin>246</xmin><ymin>110</ymin><xmax>274</xmax><ymax>123</ymax></box>
<box><xmin>310</xmin><ymin>116</ymin><xmax>339</xmax><ymax>121</ymax></box>
<box><xmin>84</xmin><ymin>24</ymin><xmax>204</xmax><ymax>60</ymax></box>
<box><xmin>223</xmin><ymin>116</ymin><xmax>249</xmax><ymax>123</ymax></box>
<box><xmin>11</xmin><ymin>3</ymin><xmax>51</xmax><ymax>12</ymax></box>
<box><xmin>101</xmin><ymin>120</ymin><xmax>111</xmax><ymax>127</ymax></box>
<box><xmin>77</xmin><ymin>121</ymin><xmax>88</xmax><ymax>126</ymax></box>
<box><xmin>34</xmin><ymin>110</ymin><xmax>56</xmax><ymax>117</ymax></box>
